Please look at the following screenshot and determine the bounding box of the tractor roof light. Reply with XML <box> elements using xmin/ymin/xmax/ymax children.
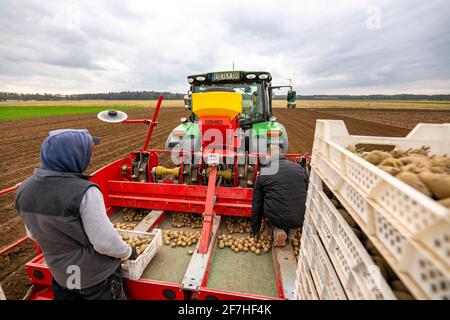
<box><xmin>196</xmin><ymin>76</ymin><xmax>206</xmax><ymax>81</ymax></box>
<box><xmin>246</xmin><ymin>74</ymin><xmax>256</xmax><ymax>80</ymax></box>
<box><xmin>267</xmin><ymin>130</ymin><xmax>282</xmax><ymax>137</ymax></box>
<box><xmin>173</xmin><ymin>130</ymin><xmax>185</xmax><ymax>137</ymax></box>
<box><xmin>258</xmin><ymin>74</ymin><xmax>269</xmax><ymax>80</ymax></box>
<box><xmin>188</xmin><ymin>78</ymin><xmax>194</xmax><ymax>84</ymax></box>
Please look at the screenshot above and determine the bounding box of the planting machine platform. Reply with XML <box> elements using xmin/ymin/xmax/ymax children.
<box><xmin>0</xmin><ymin>71</ymin><xmax>310</xmax><ymax>300</ymax></box>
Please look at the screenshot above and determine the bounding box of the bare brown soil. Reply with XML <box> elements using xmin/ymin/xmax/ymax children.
<box><xmin>322</xmin><ymin>109</ymin><xmax>450</xmax><ymax>129</ymax></box>
<box><xmin>0</xmin><ymin>106</ymin><xmax>447</xmax><ymax>299</ymax></box>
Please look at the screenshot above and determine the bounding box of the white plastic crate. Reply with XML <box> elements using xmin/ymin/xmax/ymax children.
<box><xmin>300</xmin><ymin>227</ymin><xmax>347</xmax><ymax>300</ymax></box>
<box><xmin>301</xmin><ymin>213</ymin><xmax>317</xmax><ymax>264</ymax></box>
<box><xmin>301</xmin><ymin>214</ymin><xmax>347</xmax><ymax>300</ymax></box>
<box><xmin>294</xmin><ymin>253</ymin><xmax>319</xmax><ymax>300</ymax></box>
<box><xmin>313</xmin><ymin>168</ymin><xmax>450</xmax><ymax>299</ymax></box>
<box><xmin>115</xmin><ymin>228</ymin><xmax>162</xmax><ymax>280</ymax></box>
<box><xmin>317</xmin><ymin>166</ymin><xmax>450</xmax><ymax>299</ymax></box>
<box><xmin>312</xmin><ymin>120</ymin><xmax>449</xmax><ymax>265</ymax></box>
<box><xmin>310</xmin><ymin>174</ymin><xmax>397</xmax><ymax>299</ymax></box>
<box><xmin>0</xmin><ymin>284</ymin><xmax>6</xmax><ymax>300</ymax></box>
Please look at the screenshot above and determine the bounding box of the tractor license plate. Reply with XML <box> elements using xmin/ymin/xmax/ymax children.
<box><xmin>211</xmin><ymin>71</ymin><xmax>240</xmax><ymax>81</ymax></box>
<box><xmin>206</xmin><ymin>153</ymin><xmax>220</xmax><ymax>165</ymax></box>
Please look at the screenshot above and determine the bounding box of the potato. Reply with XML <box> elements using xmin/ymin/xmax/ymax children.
<box><xmin>338</xmin><ymin>209</ymin><xmax>357</xmax><ymax>228</ymax></box>
<box><xmin>255</xmin><ymin>249</ymin><xmax>261</xmax><ymax>255</ymax></box>
<box><xmin>430</xmin><ymin>166</ymin><xmax>450</xmax><ymax>174</ymax></box>
<box><xmin>399</xmin><ymin>155</ymin><xmax>428</xmax><ymax>166</ymax></box>
<box><xmin>438</xmin><ymin>197</ymin><xmax>450</xmax><ymax>208</ymax></box>
<box><xmin>378</xmin><ymin>166</ymin><xmax>401</xmax><ymax>176</ymax></box>
<box><xmin>390</xmin><ymin>149</ymin><xmax>408</xmax><ymax>159</ymax></box>
<box><xmin>394</xmin><ymin>290</ymin><xmax>414</xmax><ymax>300</ymax></box>
<box><xmin>351</xmin><ymin>227</ymin><xmax>363</xmax><ymax>240</ymax></box>
<box><xmin>380</xmin><ymin>158</ymin><xmax>403</xmax><ymax>168</ymax></box>
<box><xmin>419</xmin><ymin>172</ymin><xmax>450</xmax><ymax>199</ymax></box>
<box><xmin>188</xmin><ymin>250</ymin><xmax>194</xmax><ymax>255</ymax></box>
<box><xmin>430</xmin><ymin>156</ymin><xmax>450</xmax><ymax>168</ymax></box>
<box><xmin>330</xmin><ymin>199</ymin><xmax>340</xmax><ymax>208</ymax></box>
<box><xmin>364</xmin><ymin>151</ymin><xmax>392</xmax><ymax>165</ymax></box>
<box><xmin>391</xmin><ymin>280</ymin><xmax>408</xmax><ymax>292</ymax></box>
<box><xmin>396</xmin><ymin>172</ymin><xmax>432</xmax><ymax>196</ymax></box>
<box><xmin>234</xmin><ymin>248</ymin><xmax>239</xmax><ymax>253</ymax></box>
<box><xmin>364</xmin><ymin>240</ymin><xmax>380</xmax><ymax>256</ymax></box>
<box><xmin>409</xmin><ymin>146</ymin><xmax>430</xmax><ymax>156</ymax></box>
<box><xmin>371</xmin><ymin>256</ymin><xmax>390</xmax><ymax>280</ymax></box>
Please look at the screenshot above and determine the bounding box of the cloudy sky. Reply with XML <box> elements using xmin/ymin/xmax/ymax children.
<box><xmin>0</xmin><ymin>0</ymin><xmax>449</xmax><ymax>94</ymax></box>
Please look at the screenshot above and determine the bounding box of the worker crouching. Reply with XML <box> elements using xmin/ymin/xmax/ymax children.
<box><xmin>16</xmin><ymin>129</ymin><xmax>137</xmax><ymax>300</ymax></box>
<box><xmin>251</xmin><ymin>144</ymin><xmax>309</xmax><ymax>246</ymax></box>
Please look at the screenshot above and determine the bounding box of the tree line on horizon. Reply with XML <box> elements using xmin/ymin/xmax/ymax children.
<box><xmin>0</xmin><ymin>91</ymin><xmax>449</xmax><ymax>101</ymax></box>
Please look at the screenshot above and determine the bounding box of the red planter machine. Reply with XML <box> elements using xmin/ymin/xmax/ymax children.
<box><xmin>0</xmin><ymin>96</ymin><xmax>309</xmax><ymax>300</ymax></box>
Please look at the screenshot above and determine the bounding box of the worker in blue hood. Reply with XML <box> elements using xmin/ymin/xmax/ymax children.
<box><xmin>16</xmin><ymin>129</ymin><xmax>137</xmax><ymax>300</ymax></box>
<box><xmin>40</xmin><ymin>129</ymin><xmax>100</xmax><ymax>173</ymax></box>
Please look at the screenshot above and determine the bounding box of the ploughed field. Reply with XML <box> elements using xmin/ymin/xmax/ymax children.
<box><xmin>1</xmin><ymin>106</ymin><xmax>449</xmax><ymax>299</ymax></box>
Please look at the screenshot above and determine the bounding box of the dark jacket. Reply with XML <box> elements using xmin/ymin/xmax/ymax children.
<box><xmin>251</xmin><ymin>156</ymin><xmax>309</xmax><ymax>232</ymax></box>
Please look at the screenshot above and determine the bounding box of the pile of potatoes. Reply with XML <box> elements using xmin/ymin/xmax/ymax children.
<box><xmin>325</xmin><ymin>187</ymin><xmax>415</xmax><ymax>300</ymax></box>
<box><xmin>163</xmin><ymin>230</ymin><xmax>200</xmax><ymax>252</ymax></box>
<box><xmin>171</xmin><ymin>212</ymin><xmax>203</xmax><ymax>229</ymax></box>
<box><xmin>121</xmin><ymin>234</ymin><xmax>151</xmax><ymax>256</ymax></box>
<box><xmin>114</xmin><ymin>222</ymin><xmax>137</xmax><ymax>230</ymax></box>
<box><xmin>349</xmin><ymin>146</ymin><xmax>450</xmax><ymax>208</ymax></box>
<box><xmin>289</xmin><ymin>227</ymin><xmax>302</xmax><ymax>260</ymax></box>
<box><xmin>123</xmin><ymin>208</ymin><xmax>147</xmax><ymax>222</ymax></box>
<box><xmin>224</xmin><ymin>217</ymin><xmax>253</xmax><ymax>234</ymax></box>
<box><xmin>217</xmin><ymin>234</ymin><xmax>272</xmax><ymax>255</ymax></box>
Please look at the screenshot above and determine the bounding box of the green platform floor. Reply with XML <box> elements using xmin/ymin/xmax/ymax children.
<box><xmin>140</xmin><ymin>213</ymin><xmax>198</xmax><ymax>283</ymax></box>
<box><xmin>205</xmin><ymin>221</ymin><xmax>279</xmax><ymax>298</ymax></box>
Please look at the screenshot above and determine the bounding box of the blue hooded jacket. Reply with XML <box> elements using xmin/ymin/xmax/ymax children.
<box><xmin>40</xmin><ymin>129</ymin><xmax>94</xmax><ymax>174</ymax></box>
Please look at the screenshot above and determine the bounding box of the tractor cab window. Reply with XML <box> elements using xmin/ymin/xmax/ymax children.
<box><xmin>192</xmin><ymin>82</ymin><xmax>264</xmax><ymax>124</ymax></box>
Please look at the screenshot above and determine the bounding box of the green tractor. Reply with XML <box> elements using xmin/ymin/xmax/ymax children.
<box><xmin>287</xmin><ymin>90</ymin><xmax>297</xmax><ymax>108</ymax></box>
<box><xmin>164</xmin><ymin>71</ymin><xmax>295</xmax><ymax>186</ymax></box>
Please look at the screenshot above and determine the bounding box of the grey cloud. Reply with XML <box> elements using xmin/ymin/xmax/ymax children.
<box><xmin>0</xmin><ymin>0</ymin><xmax>449</xmax><ymax>94</ymax></box>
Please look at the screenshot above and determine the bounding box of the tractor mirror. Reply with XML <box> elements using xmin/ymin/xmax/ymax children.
<box><xmin>97</xmin><ymin>109</ymin><xmax>128</xmax><ymax>123</ymax></box>
<box><xmin>184</xmin><ymin>93</ymin><xmax>192</xmax><ymax>110</ymax></box>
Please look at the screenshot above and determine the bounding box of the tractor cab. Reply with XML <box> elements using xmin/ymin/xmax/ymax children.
<box><xmin>287</xmin><ymin>90</ymin><xmax>297</xmax><ymax>108</ymax></box>
<box><xmin>185</xmin><ymin>71</ymin><xmax>271</xmax><ymax>127</ymax></box>
<box><xmin>166</xmin><ymin>71</ymin><xmax>289</xmax><ymax>162</ymax></box>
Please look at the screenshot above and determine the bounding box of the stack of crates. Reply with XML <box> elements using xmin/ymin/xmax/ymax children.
<box><xmin>295</xmin><ymin>120</ymin><xmax>450</xmax><ymax>300</ymax></box>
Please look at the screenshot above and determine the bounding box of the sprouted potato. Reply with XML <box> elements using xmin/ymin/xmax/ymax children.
<box><xmin>163</xmin><ymin>230</ymin><xmax>200</xmax><ymax>249</ymax></box>
<box><xmin>349</xmin><ymin>145</ymin><xmax>450</xmax><ymax>205</ymax></box>
<box><xmin>121</xmin><ymin>234</ymin><xmax>152</xmax><ymax>256</ymax></box>
<box><xmin>171</xmin><ymin>212</ymin><xmax>203</xmax><ymax>228</ymax></box>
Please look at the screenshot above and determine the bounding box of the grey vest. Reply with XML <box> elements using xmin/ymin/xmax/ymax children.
<box><xmin>16</xmin><ymin>170</ymin><xmax>120</xmax><ymax>289</ymax></box>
